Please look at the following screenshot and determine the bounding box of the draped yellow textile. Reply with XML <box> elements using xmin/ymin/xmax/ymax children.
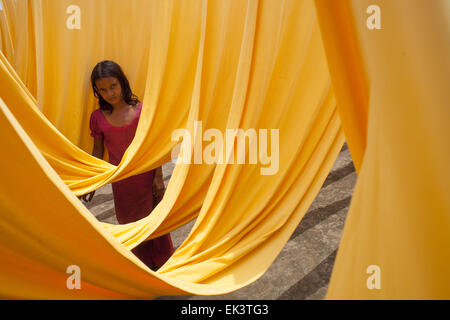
<box><xmin>0</xmin><ymin>0</ymin><xmax>345</xmax><ymax>298</ymax></box>
<box><xmin>0</xmin><ymin>0</ymin><xmax>448</xmax><ymax>299</ymax></box>
<box><xmin>316</xmin><ymin>0</ymin><xmax>450</xmax><ymax>299</ymax></box>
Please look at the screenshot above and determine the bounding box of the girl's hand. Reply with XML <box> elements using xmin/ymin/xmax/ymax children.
<box><xmin>80</xmin><ymin>191</ymin><xmax>96</xmax><ymax>202</ymax></box>
<box><xmin>153</xmin><ymin>166</ymin><xmax>165</xmax><ymax>203</ymax></box>
<box><xmin>153</xmin><ymin>177</ymin><xmax>165</xmax><ymax>201</ymax></box>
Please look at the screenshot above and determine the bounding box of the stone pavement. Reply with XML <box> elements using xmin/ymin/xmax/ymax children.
<box><xmin>84</xmin><ymin>143</ymin><xmax>356</xmax><ymax>300</ymax></box>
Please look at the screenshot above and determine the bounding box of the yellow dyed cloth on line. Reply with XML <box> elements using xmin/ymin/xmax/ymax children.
<box><xmin>0</xmin><ymin>0</ymin><xmax>449</xmax><ymax>299</ymax></box>
<box><xmin>316</xmin><ymin>0</ymin><xmax>450</xmax><ymax>299</ymax></box>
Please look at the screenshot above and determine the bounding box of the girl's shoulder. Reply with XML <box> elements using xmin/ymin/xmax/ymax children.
<box><xmin>89</xmin><ymin>108</ymin><xmax>107</xmax><ymax>129</ymax></box>
<box><xmin>131</xmin><ymin>102</ymin><xmax>143</xmax><ymax>119</ymax></box>
<box><xmin>91</xmin><ymin>108</ymin><xmax>103</xmax><ymax>117</ymax></box>
<box><xmin>135</xmin><ymin>101</ymin><xmax>143</xmax><ymax>112</ymax></box>
<box><xmin>90</xmin><ymin>108</ymin><xmax>106</xmax><ymax>122</ymax></box>
<box><xmin>89</xmin><ymin>108</ymin><xmax>105</xmax><ymax>137</ymax></box>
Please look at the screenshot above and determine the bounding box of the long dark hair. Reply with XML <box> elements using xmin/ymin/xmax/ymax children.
<box><xmin>91</xmin><ymin>60</ymin><xmax>140</xmax><ymax>113</ymax></box>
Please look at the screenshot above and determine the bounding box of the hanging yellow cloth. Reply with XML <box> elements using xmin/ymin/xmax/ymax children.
<box><xmin>1</xmin><ymin>0</ymin><xmax>448</xmax><ymax>300</ymax></box>
<box><xmin>316</xmin><ymin>0</ymin><xmax>450</xmax><ymax>299</ymax></box>
<box><xmin>0</xmin><ymin>0</ymin><xmax>345</xmax><ymax>298</ymax></box>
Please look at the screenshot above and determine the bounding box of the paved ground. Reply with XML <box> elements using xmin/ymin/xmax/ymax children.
<box><xmin>84</xmin><ymin>143</ymin><xmax>356</xmax><ymax>300</ymax></box>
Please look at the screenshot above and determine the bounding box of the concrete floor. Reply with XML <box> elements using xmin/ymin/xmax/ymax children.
<box><xmin>84</xmin><ymin>143</ymin><xmax>356</xmax><ymax>300</ymax></box>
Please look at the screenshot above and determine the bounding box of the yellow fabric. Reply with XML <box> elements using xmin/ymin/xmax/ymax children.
<box><xmin>0</xmin><ymin>0</ymin><xmax>448</xmax><ymax>299</ymax></box>
<box><xmin>0</xmin><ymin>0</ymin><xmax>37</xmax><ymax>98</ymax></box>
<box><xmin>316</xmin><ymin>0</ymin><xmax>450</xmax><ymax>299</ymax></box>
<box><xmin>313</xmin><ymin>0</ymin><xmax>369</xmax><ymax>172</ymax></box>
<box><xmin>0</xmin><ymin>0</ymin><xmax>345</xmax><ymax>298</ymax></box>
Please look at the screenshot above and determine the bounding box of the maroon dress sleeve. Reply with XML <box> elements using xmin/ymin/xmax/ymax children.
<box><xmin>89</xmin><ymin>110</ymin><xmax>103</xmax><ymax>139</ymax></box>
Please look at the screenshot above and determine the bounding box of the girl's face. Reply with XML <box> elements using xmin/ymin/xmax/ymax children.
<box><xmin>95</xmin><ymin>77</ymin><xmax>123</xmax><ymax>105</ymax></box>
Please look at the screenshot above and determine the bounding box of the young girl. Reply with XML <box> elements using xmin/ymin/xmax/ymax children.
<box><xmin>81</xmin><ymin>60</ymin><xmax>174</xmax><ymax>271</ymax></box>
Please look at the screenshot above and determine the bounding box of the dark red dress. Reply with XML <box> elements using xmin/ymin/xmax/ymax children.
<box><xmin>89</xmin><ymin>102</ymin><xmax>174</xmax><ymax>270</ymax></box>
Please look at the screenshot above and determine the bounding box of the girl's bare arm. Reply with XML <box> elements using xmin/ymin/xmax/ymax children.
<box><xmin>80</xmin><ymin>137</ymin><xmax>104</xmax><ymax>202</ymax></box>
<box><xmin>92</xmin><ymin>137</ymin><xmax>105</xmax><ymax>160</ymax></box>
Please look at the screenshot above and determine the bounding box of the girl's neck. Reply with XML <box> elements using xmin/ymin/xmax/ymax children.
<box><xmin>110</xmin><ymin>99</ymin><xmax>129</xmax><ymax>112</ymax></box>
